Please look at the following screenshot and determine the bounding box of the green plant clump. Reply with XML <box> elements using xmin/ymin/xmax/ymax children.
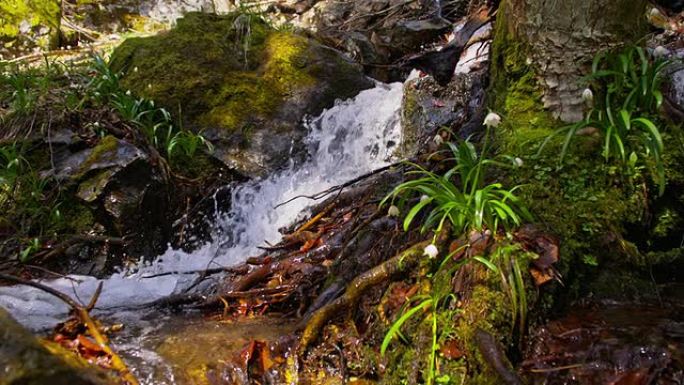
<box><xmin>542</xmin><ymin>46</ymin><xmax>672</xmax><ymax>195</ymax></box>
<box><xmin>383</xmin><ymin>138</ymin><xmax>532</xmax><ymax>237</ymax></box>
<box><xmin>88</xmin><ymin>55</ymin><xmax>213</xmax><ymax>162</ymax></box>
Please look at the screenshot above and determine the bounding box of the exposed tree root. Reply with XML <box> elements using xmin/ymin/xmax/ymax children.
<box><xmin>475</xmin><ymin>328</ymin><xmax>523</xmax><ymax>385</ymax></box>
<box><xmin>0</xmin><ymin>273</ymin><xmax>139</xmax><ymax>385</ymax></box>
<box><xmin>296</xmin><ymin>240</ymin><xmax>430</xmax><ymax>355</ymax></box>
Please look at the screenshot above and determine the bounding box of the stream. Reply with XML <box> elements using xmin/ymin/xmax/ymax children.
<box><xmin>0</xmin><ymin>80</ymin><xmax>405</xmax><ymax>383</ymax></box>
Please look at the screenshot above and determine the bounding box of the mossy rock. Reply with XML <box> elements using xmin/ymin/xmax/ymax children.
<box><xmin>110</xmin><ymin>12</ymin><xmax>373</xmax><ymax>177</ymax></box>
<box><xmin>0</xmin><ymin>0</ymin><xmax>61</xmax><ymax>58</ymax></box>
<box><xmin>0</xmin><ymin>308</ymin><xmax>113</xmax><ymax>385</ymax></box>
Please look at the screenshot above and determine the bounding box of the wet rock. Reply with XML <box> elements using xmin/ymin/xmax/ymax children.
<box><xmin>39</xmin><ymin>135</ymin><xmax>170</xmax><ymax>270</ymax></box>
<box><xmin>52</xmin><ymin>135</ymin><xmax>146</xmax><ymax>181</ymax></box>
<box><xmin>111</xmin><ymin>12</ymin><xmax>373</xmax><ymax>177</ymax></box>
<box><xmin>401</xmin><ymin>70</ymin><xmax>487</xmax><ymax>156</ymax></box>
<box><xmin>522</xmin><ymin>302</ymin><xmax>684</xmax><ymax>385</ymax></box>
<box><xmin>293</xmin><ymin>0</ymin><xmax>459</xmax><ymax>81</ymax></box>
<box><xmin>0</xmin><ymin>307</ymin><xmax>112</xmax><ymax>385</ymax></box>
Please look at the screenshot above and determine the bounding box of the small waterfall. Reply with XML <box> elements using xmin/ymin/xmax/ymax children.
<box><xmin>0</xmin><ymin>81</ymin><xmax>405</xmax><ymax>330</ymax></box>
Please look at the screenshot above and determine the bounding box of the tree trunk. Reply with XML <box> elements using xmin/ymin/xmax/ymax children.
<box><xmin>491</xmin><ymin>0</ymin><xmax>649</xmax><ymax>123</ymax></box>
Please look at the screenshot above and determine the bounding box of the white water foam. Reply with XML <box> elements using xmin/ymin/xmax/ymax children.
<box><xmin>0</xmin><ymin>82</ymin><xmax>404</xmax><ymax>330</ymax></box>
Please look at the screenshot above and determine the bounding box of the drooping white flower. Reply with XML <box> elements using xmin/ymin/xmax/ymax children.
<box><xmin>18</xmin><ymin>20</ymin><xmax>31</xmax><ymax>34</ymax></box>
<box><xmin>387</xmin><ymin>205</ymin><xmax>400</xmax><ymax>217</ymax></box>
<box><xmin>649</xmin><ymin>7</ymin><xmax>665</xmax><ymax>20</ymax></box>
<box><xmin>514</xmin><ymin>157</ymin><xmax>524</xmax><ymax>167</ymax></box>
<box><xmin>433</xmin><ymin>134</ymin><xmax>444</xmax><ymax>146</ymax></box>
<box><xmin>133</xmin><ymin>66</ymin><xmax>139</xmax><ymax>73</ymax></box>
<box><xmin>581</xmin><ymin>88</ymin><xmax>593</xmax><ymax>105</ymax></box>
<box><xmin>654</xmin><ymin>46</ymin><xmax>670</xmax><ymax>59</ymax></box>
<box><xmin>424</xmin><ymin>244</ymin><xmax>439</xmax><ymax>259</ymax></box>
<box><xmin>420</xmin><ymin>195</ymin><xmax>430</xmax><ymax>203</ymax></box>
<box><xmin>125</xmin><ymin>90</ymin><xmax>132</xmax><ymax>96</ymax></box>
<box><xmin>484</xmin><ymin>112</ymin><xmax>501</xmax><ymax>128</ymax></box>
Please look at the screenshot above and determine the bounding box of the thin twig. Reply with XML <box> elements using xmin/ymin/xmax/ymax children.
<box><xmin>274</xmin><ymin>162</ymin><xmax>402</xmax><ymax>209</ymax></box>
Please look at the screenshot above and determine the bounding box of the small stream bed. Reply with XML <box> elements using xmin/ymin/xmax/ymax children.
<box><xmin>521</xmin><ymin>295</ymin><xmax>684</xmax><ymax>385</ymax></box>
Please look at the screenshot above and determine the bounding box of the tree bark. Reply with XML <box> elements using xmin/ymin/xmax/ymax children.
<box><xmin>492</xmin><ymin>0</ymin><xmax>649</xmax><ymax>122</ymax></box>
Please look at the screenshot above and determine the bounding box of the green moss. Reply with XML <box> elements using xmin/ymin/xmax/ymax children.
<box><xmin>75</xmin><ymin>135</ymin><xmax>119</xmax><ymax>178</ymax></box>
<box><xmin>110</xmin><ymin>12</ymin><xmax>357</xmax><ymax>138</ymax></box>
<box><xmin>0</xmin><ymin>0</ymin><xmax>61</xmax><ymax>48</ymax></box>
<box><xmin>61</xmin><ymin>202</ymin><xmax>94</xmax><ymax>234</ymax></box>
<box><xmin>454</xmin><ymin>275</ymin><xmax>512</xmax><ymax>385</ymax></box>
<box><xmin>489</xmin><ymin>3</ymin><xmax>558</xmax><ymax>154</ymax></box>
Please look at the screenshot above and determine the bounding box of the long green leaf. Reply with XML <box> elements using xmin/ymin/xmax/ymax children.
<box><xmin>381</xmin><ymin>298</ymin><xmax>434</xmax><ymax>355</ymax></box>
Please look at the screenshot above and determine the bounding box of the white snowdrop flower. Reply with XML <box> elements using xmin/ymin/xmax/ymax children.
<box><xmin>484</xmin><ymin>112</ymin><xmax>501</xmax><ymax>128</ymax></box>
<box><xmin>150</xmin><ymin>100</ymin><xmax>154</xmax><ymax>107</ymax></box>
<box><xmin>424</xmin><ymin>244</ymin><xmax>439</xmax><ymax>259</ymax></box>
<box><xmin>582</xmin><ymin>88</ymin><xmax>593</xmax><ymax>105</ymax></box>
<box><xmin>93</xmin><ymin>121</ymin><xmax>100</xmax><ymax>127</ymax></box>
<box><xmin>420</xmin><ymin>195</ymin><xmax>430</xmax><ymax>203</ymax></box>
<box><xmin>125</xmin><ymin>90</ymin><xmax>132</xmax><ymax>96</ymax></box>
<box><xmin>514</xmin><ymin>157</ymin><xmax>524</xmax><ymax>167</ymax></box>
<box><xmin>18</xmin><ymin>20</ymin><xmax>31</xmax><ymax>34</ymax></box>
<box><xmin>649</xmin><ymin>7</ymin><xmax>664</xmax><ymax>19</ymax></box>
<box><xmin>387</xmin><ymin>205</ymin><xmax>400</xmax><ymax>217</ymax></box>
<box><xmin>147</xmin><ymin>83</ymin><xmax>152</xmax><ymax>89</ymax></box>
<box><xmin>433</xmin><ymin>134</ymin><xmax>444</xmax><ymax>145</ymax></box>
<box><xmin>65</xmin><ymin>45</ymin><xmax>71</xmax><ymax>50</ymax></box>
<box><xmin>654</xmin><ymin>46</ymin><xmax>670</xmax><ymax>59</ymax></box>
<box><xmin>133</xmin><ymin>66</ymin><xmax>139</xmax><ymax>73</ymax></box>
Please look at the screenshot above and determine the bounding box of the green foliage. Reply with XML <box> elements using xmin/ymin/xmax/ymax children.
<box><xmin>0</xmin><ymin>61</ymin><xmax>57</xmax><ymax>116</ymax></box>
<box><xmin>0</xmin><ymin>142</ymin><xmax>66</xmax><ymax>262</ymax></box>
<box><xmin>381</xmin><ymin>280</ymin><xmax>463</xmax><ymax>385</ymax></box>
<box><xmin>87</xmin><ymin>54</ymin><xmax>213</xmax><ymax>162</ymax></box>
<box><xmin>477</xmin><ymin>243</ymin><xmax>534</xmax><ymax>336</ymax></box>
<box><xmin>542</xmin><ymin>46</ymin><xmax>671</xmax><ymax>195</ymax></box>
<box><xmin>383</xmin><ymin>139</ymin><xmax>531</xmax><ymax>236</ymax></box>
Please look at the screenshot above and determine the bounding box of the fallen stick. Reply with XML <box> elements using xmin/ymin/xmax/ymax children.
<box><xmin>274</xmin><ymin>161</ymin><xmax>403</xmax><ymax>209</ymax></box>
<box><xmin>0</xmin><ymin>273</ymin><xmax>139</xmax><ymax>385</ymax></box>
<box><xmin>36</xmin><ymin>235</ymin><xmax>125</xmax><ymax>261</ymax></box>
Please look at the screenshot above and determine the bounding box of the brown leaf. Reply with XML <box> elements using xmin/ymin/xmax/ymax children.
<box><xmin>440</xmin><ymin>339</ymin><xmax>465</xmax><ymax>360</ymax></box>
<box><xmin>530</xmin><ymin>267</ymin><xmax>554</xmax><ymax>286</ymax></box>
<box><xmin>77</xmin><ymin>334</ymin><xmax>105</xmax><ymax>356</ymax></box>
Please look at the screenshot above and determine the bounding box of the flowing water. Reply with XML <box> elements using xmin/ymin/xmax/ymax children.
<box><xmin>0</xmin><ymin>81</ymin><xmax>405</xmax><ymax>382</ymax></box>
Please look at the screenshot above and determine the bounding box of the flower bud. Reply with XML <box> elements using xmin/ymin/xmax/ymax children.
<box><xmin>424</xmin><ymin>244</ymin><xmax>439</xmax><ymax>259</ymax></box>
<box><xmin>484</xmin><ymin>112</ymin><xmax>501</xmax><ymax>128</ymax></box>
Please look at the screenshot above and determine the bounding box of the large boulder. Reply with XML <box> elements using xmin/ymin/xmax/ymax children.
<box><xmin>110</xmin><ymin>12</ymin><xmax>373</xmax><ymax>177</ymax></box>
